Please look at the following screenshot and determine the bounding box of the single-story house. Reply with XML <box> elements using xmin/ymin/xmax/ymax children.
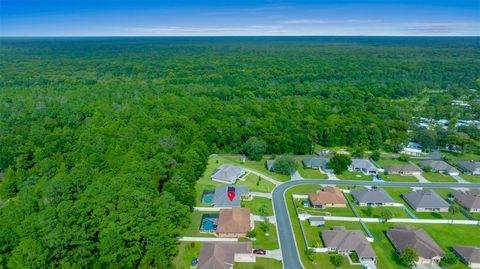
<box><xmin>302</xmin><ymin>157</ymin><xmax>329</xmax><ymax>170</ymax></box>
<box><xmin>308</xmin><ymin>187</ymin><xmax>347</xmax><ymax>208</ymax></box>
<box><xmin>402</xmin><ymin>189</ymin><xmax>449</xmax><ymax>212</ymax></box>
<box><xmin>458</xmin><ymin>160</ymin><xmax>480</xmax><ymax>175</ymax></box>
<box><xmin>453</xmin><ymin>246</ymin><xmax>480</xmax><ymax>268</ymax></box>
<box><xmin>212</xmin><ymin>186</ymin><xmax>250</xmax><ymax>208</ymax></box>
<box><xmin>349</xmin><ymin>159</ymin><xmax>378</xmax><ymax>175</ymax></box>
<box><xmin>308</xmin><ymin>217</ymin><xmax>325</xmax><ymax>227</ymax></box>
<box><xmin>453</xmin><ymin>189</ymin><xmax>480</xmax><ymax>213</ymax></box>
<box><xmin>211</xmin><ymin>164</ymin><xmax>247</xmax><ymax>184</ymax></box>
<box><xmin>402</xmin><ymin>141</ymin><xmax>423</xmax><ymax>156</ymax></box>
<box><xmin>386</xmin><ymin>226</ymin><xmax>445</xmax><ymax>265</ymax></box>
<box><xmin>265</xmin><ymin>160</ymin><xmax>276</xmax><ymax>172</ymax></box>
<box><xmin>198</xmin><ymin>242</ymin><xmax>255</xmax><ymax>269</ymax></box>
<box><xmin>321</xmin><ymin>226</ymin><xmax>377</xmax><ymax>263</ymax></box>
<box><xmin>384</xmin><ymin>165</ymin><xmax>422</xmax><ymax>176</ymax></box>
<box><xmin>350</xmin><ymin>188</ymin><xmax>395</xmax><ymax>206</ymax></box>
<box><xmin>216</xmin><ymin>208</ymin><xmax>251</xmax><ymax>238</ymax></box>
<box><xmin>420</xmin><ymin>160</ymin><xmax>460</xmax><ymax>176</ymax></box>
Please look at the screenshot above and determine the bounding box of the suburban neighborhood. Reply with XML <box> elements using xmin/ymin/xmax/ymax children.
<box><xmin>175</xmin><ymin>147</ymin><xmax>480</xmax><ymax>269</ymax></box>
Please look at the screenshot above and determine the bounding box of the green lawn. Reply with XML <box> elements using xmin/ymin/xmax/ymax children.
<box><xmin>355</xmin><ymin>205</ymin><xmax>411</xmax><ymax>219</ymax></box>
<box><xmin>173</xmin><ymin>241</ymin><xmax>202</xmax><ymax>269</ymax></box>
<box><xmin>376</xmin><ymin>159</ymin><xmax>409</xmax><ymax>166</ymax></box>
<box><xmin>221</xmin><ymin>156</ymin><xmax>291</xmax><ymax>181</ymax></box>
<box><xmin>236</xmin><ymin>258</ymin><xmax>282</xmax><ymax>269</ymax></box>
<box><xmin>182</xmin><ymin>211</ymin><xmax>217</xmax><ymax>237</ymax></box>
<box><xmin>336</xmin><ymin>171</ymin><xmax>372</xmax><ymax>181</ymax></box>
<box><xmin>238</xmin><ymin>173</ymin><xmax>276</xmax><ymax>193</ymax></box>
<box><xmin>297</xmin><ymin>205</ymin><xmax>357</xmax><ymax>217</ymax></box>
<box><xmin>285</xmin><ymin>185</ymin><xmax>362</xmax><ymax>269</ymax></box>
<box><xmin>297</xmin><ymin>165</ymin><xmax>328</xmax><ymax>179</ymax></box>
<box><xmin>422</xmin><ymin>172</ymin><xmax>457</xmax><ymax>182</ymax></box>
<box><xmin>251</xmin><ymin>222</ymin><xmax>279</xmax><ymax>250</ymax></box>
<box><xmin>459</xmin><ymin>174</ymin><xmax>480</xmax><ymax>183</ymax></box>
<box><xmin>384</xmin><ymin>187</ymin><xmax>414</xmax><ymax>203</ymax></box>
<box><xmin>366</xmin><ymin>222</ymin><xmax>479</xmax><ymax>269</ymax></box>
<box><xmin>242</xmin><ymin>197</ymin><xmax>273</xmax><ymax>216</ymax></box>
<box><xmin>442</xmin><ymin>151</ymin><xmax>480</xmax><ymax>161</ymax></box>
<box><xmin>381</xmin><ymin>173</ymin><xmax>418</xmax><ymax>182</ymax></box>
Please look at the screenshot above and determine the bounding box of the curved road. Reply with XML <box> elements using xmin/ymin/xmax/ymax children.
<box><xmin>272</xmin><ymin>179</ymin><xmax>480</xmax><ymax>269</ymax></box>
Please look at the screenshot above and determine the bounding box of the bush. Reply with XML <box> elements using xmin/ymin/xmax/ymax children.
<box><xmin>371</xmin><ymin>151</ymin><xmax>381</xmax><ymax>161</ymax></box>
<box><xmin>423</xmin><ymin>165</ymin><xmax>432</xmax><ymax>172</ymax></box>
<box><xmin>398</xmin><ymin>153</ymin><xmax>410</xmax><ymax>162</ymax></box>
<box><xmin>329</xmin><ymin>254</ymin><xmax>343</xmax><ymax>267</ymax></box>
<box><xmin>246</xmin><ymin>230</ymin><xmax>257</xmax><ymax>238</ymax></box>
<box><xmin>440</xmin><ymin>253</ymin><xmax>458</xmax><ymax>266</ymax></box>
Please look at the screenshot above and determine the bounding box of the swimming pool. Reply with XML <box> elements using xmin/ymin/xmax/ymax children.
<box><xmin>200</xmin><ymin>214</ymin><xmax>219</xmax><ymax>232</ymax></box>
<box><xmin>201</xmin><ymin>190</ymin><xmax>215</xmax><ymax>204</ymax></box>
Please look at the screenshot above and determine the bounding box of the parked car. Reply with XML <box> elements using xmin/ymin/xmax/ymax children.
<box><xmin>253</xmin><ymin>249</ymin><xmax>266</xmax><ymax>255</ymax></box>
<box><xmin>190</xmin><ymin>257</ymin><xmax>198</xmax><ymax>268</ymax></box>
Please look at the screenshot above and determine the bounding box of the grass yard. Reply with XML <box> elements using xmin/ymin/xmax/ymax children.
<box><xmin>236</xmin><ymin>258</ymin><xmax>282</xmax><ymax>269</ymax></box>
<box><xmin>356</xmin><ymin>205</ymin><xmax>411</xmax><ymax>219</ymax></box>
<box><xmin>242</xmin><ymin>197</ymin><xmax>274</xmax><ymax>216</ymax></box>
<box><xmin>442</xmin><ymin>151</ymin><xmax>480</xmax><ymax>161</ymax></box>
<box><xmin>336</xmin><ymin>171</ymin><xmax>372</xmax><ymax>181</ymax></box>
<box><xmin>221</xmin><ymin>156</ymin><xmax>291</xmax><ymax>181</ymax></box>
<box><xmin>182</xmin><ymin>211</ymin><xmax>217</xmax><ymax>237</ymax></box>
<box><xmin>172</xmin><ymin>241</ymin><xmax>202</xmax><ymax>269</ymax></box>
<box><xmin>297</xmin><ymin>205</ymin><xmax>357</xmax><ymax>217</ymax></box>
<box><xmin>366</xmin><ymin>222</ymin><xmax>479</xmax><ymax>269</ymax></box>
<box><xmin>285</xmin><ymin>185</ymin><xmax>362</xmax><ymax>269</ymax></box>
<box><xmin>238</xmin><ymin>173</ymin><xmax>275</xmax><ymax>193</ymax></box>
<box><xmin>384</xmin><ymin>187</ymin><xmax>414</xmax><ymax>203</ymax></box>
<box><xmin>422</xmin><ymin>172</ymin><xmax>457</xmax><ymax>182</ymax></box>
<box><xmin>376</xmin><ymin>159</ymin><xmax>409</xmax><ymax>167</ymax></box>
<box><xmin>381</xmin><ymin>172</ymin><xmax>418</xmax><ymax>182</ymax></box>
<box><xmin>251</xmin><ymin>222</ymin><xmax>279</xmax><ymax>250</ymax></box>
<box><xmin>459</xmin><ymin>174</ymin><xmax>480</xmax><ymax>183</ymax></box>
<box><xmin>297</xmin><ymin>164</ymin><xmax>328</xmax><ymax>179</ymax></box>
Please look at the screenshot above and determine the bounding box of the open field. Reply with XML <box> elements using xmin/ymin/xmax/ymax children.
<box><xmin>242</xmin><ymin>197</ymin><xmax>274</xmax><ymax>216</ymax></box>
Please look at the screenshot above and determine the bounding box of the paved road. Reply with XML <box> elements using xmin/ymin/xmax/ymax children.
<box><xmin>272</xmin><ymin>179</ymin><xmax>480</xmax><ymax>269</ymax></box>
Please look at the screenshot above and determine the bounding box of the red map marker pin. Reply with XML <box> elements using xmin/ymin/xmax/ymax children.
<box><xmin>227</xmin><ymin>186</ymin><xmax>236</xmax><ymax>202</ymax></box>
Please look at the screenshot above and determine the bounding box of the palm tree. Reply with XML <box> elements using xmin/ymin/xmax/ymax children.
<box><xmin>449</xmin><ymin>206</ymin><xmax>457</xmax><ymax>224</ymax></box>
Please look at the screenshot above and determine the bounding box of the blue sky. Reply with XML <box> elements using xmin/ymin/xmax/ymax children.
<box><xmin>1</xmin><ymin>0</ymin><xmax>479</xmax><ymax>36</ymax></box>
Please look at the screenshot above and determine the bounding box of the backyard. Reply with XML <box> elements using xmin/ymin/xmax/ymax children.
<box><xmin>173</xmin><ymin>241</ymin><xmax>202</xmax><ymax>269</ymax></box>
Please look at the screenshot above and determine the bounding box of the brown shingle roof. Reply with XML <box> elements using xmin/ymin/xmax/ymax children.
<box><xmin>217</xmin><ymin>208</ymin><xmax>251</xmax><ymax>234</ymax></box>
<box><xmin>453</xmin><ymin>246</ymin><xmax>480</xmax><ymax>264</ymax></box>
<box><xmin>198</xmin><ymin>242</ymin><xmax>252</xmax><ymax>269</ymax></box>
<box><xmin>321</xmin><ymin>226</ymin><xmax>376</xmax><ymax>259</ymax></box>
<box><xmin>454</xmin><ymin>189</ymin><xmax>480</xmax><ymax>210</ymax></box>
<box><xmin>308</xmin><ymin>187</ymin><xmax>346</xmax><ymax>206</ymax></box>
<box><xmin>386</xmin><ymin>227</ymin><xmax>445</xmax><ymax>260</ymax></box>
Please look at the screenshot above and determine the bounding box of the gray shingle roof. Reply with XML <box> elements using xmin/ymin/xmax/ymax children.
<box><xmin>350</xmin><ymin>159</ymin><xmax>377</xmax><ymax>171</ymax></box>
<box><xmin>211</xmin><ymin>164</ymin><xmax>246</xmax><ymax>183</ymax></box>
<box><xmin>212</xmin><ymin>186</ymin><xmax>250</xmax><ymax>207</ymax></box>
<box><xmin>403</xmin><ymin>189</ymin><xmax>450</xmax><ymax>210</ymax></box>
<box><xmin>420</xmin><ymin>160</ymin><xmax>459</xmax><ymax>174</ymax></box>
<box><xmin>386</xmin><ymin>227</ymin><xmax>445</xmax><ymax>260</ymax></box>
<box><xmin>198</xmin><ymin>242</ymin><xmax>252</xmax><ymax>269</ymax></box>
<box><xmin>384</xmin><ymin>165</ymin><xmax>422</xmax><ymax>174</ymax></box>
<box><xmin>453</xmin><ymin>246</ymin><xmax>480</xmax><ymax>264</ymax></box>
<box><xmin>458</xmin><ymin>160</ymin><xmax>480</xmax><ymax>174</ymax></box>
<box><xmin>303</xmin><ymin>157</ymin><xmax>329</xmax><ymax>168</ymax></box>
<box><xmin>454</xmin><ymin>189</ymin><xmax>480</xmax><ymax>210</ymax></box>
<box><xmin>351</xmin><ymin>188</ymin><xmax>394</xmax><ymax>204</ymax></box>
<box><xmin>321</xmin><ymin>226</ymin><xmax>376</xmax><ymax>259</ymax></box>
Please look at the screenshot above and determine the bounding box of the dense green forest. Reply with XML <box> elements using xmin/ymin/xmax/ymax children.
<box><xmin>0</xmin><ymin>37</ymin><xmax>479</xmax><ymax>268</ymax></box>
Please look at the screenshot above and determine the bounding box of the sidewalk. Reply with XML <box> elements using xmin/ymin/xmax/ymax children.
<box><xmin>251</xmin><ymin>192</ymin><xmax>272</xmax><ymax>199</ymax></box>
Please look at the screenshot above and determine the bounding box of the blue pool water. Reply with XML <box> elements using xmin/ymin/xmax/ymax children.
<box><xmin>200</xmin><ymin>214</ymin><xmax>219</xmax><ymax>232</ymax></box>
